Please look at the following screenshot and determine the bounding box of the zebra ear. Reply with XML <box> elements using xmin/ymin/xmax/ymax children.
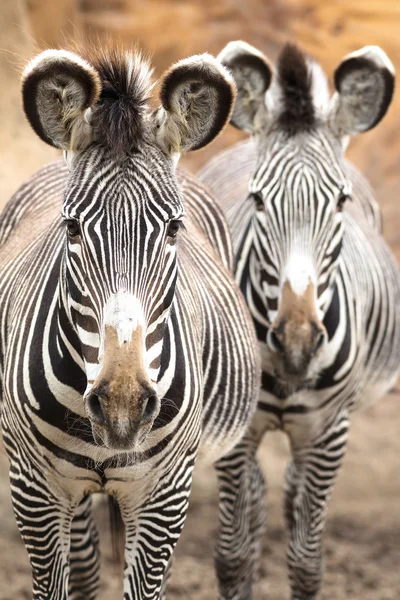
<box><xmin>329</xmin><ymin>46</ymin><xmax>395</xmax><ymax>137</ymax></box>
<box><xmin>154</xmin><ymin>53</ymin><xmax>236</xmax><ymax>155</ymax></box>
<box><xmin>218</xmin><ymin>41</ymin><xmax>273</xmax><ymax>134</ymax></box>
<box><xmin>22</xmin><ymin>49</ymin><xmax>101</xmax><ymax>152</ymax></box>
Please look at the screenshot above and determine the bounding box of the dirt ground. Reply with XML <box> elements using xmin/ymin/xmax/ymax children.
<box><xmin>0</xmin><ymin>0</ymin><xmax>399</xmax><ymax>598</ymax></box>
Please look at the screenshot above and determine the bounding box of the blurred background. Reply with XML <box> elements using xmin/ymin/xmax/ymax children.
<box><xmin>0</xmin><ymin>1</ymin><xmax>399</xmax><ymax>598</ymax></box>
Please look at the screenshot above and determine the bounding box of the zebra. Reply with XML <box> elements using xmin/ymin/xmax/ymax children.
<box><xmin>0</xmin><ymin>46</ymin><xmax>261</xmax><ymax>599</ymax></box>
<box><xmin>199</xmin><ymin>41</ymin><xmax>400</xmax><ymax>599</ymax></box>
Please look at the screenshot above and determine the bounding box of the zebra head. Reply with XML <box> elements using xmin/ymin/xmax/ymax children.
<box><xmin>22</xmin><ymin>47</ymin><xmax>235</xmax><ymax>450</ymax></box>
<box><xmin>220</xmin><ymin>41</ymin><xmax>394</xmax><ymax>385</ymax></box>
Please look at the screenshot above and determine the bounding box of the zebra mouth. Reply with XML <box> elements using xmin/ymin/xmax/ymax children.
<box><xmin>274</xmin><ymin>372</ymin><xmax>317</xmax><ymax>391</ymax></box>
<box><xmin>90</xmin><ymin>420</ymin><xmax>152</xmax><ymax>451</ymax></box>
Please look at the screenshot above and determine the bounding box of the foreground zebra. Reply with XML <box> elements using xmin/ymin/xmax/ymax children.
<box><xmin>200</xmin><ymin>42</ymin><xmax>400</xmax><ymax>599</ymax></box>
<box><xmin>0</xmin><ymin>47</ymin><xmax>260</xmax><ymax>599</ymax></box>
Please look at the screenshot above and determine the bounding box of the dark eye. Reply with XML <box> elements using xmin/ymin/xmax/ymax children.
<box><xmin>65</xmin><ymin>219</ymin><xmax>80</xmax><ymax>237</ymax></box>
<box><xmin>249</xmin><ymin>192</ymin><xmax>264</xmax><ymax>211</ymax></box>
<box><xmin>167</xmin><ymin>219</ymin><xmax>183</xmax><ymax>239</ymax></box>
<box><xmin>337</xmin><ymin>191</ymin><xmax>351</xmax><ymax>212</ymax></box>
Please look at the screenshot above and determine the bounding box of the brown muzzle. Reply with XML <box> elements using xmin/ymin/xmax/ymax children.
<box><xmin>267</xmin><ymin>281</ymin><xmax>327</xmax><ymax>382</ymax></box>
<box><xmin>85</xmin><ymin>326</ymin><xmax>160</xmax><ymax>450</ymax></box>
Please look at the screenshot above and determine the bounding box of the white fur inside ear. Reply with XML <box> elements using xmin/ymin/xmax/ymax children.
<box><xmin>170</xmin><ymin>152</ymin><xmax>180</xmax><ymax>168</ymax></box>
<box><xmin>344</xmin><ymin>45</ymin><xmax>395</xmax><ymax>75</ymax></box>
<box><xmin>218</xmin><ymin>41</ymin><xmax>272</xmax><ymax>134</ymax></box>
<box><xmin>63</xmin><ymin>150</ymin><xmax>76</xmax><ymax>170</ymax></box>
<box><xmin>341</xmin><ymin>135</ymin><xmax>350</xmax><ymax>151</ymax></box>
<box><xmin>329</xmin><ymin>45</ymin><xmax>394</xmax><ymax>138</ymax></box>
<box><xmin>84</xmin><ymin>107</ymin><xmax>93</xmax><ymax>124</ymax></box>
<box><xmin>22</xmin><ymin>48</ymin><xmax>101</xmax><ymax>152</ymax></box>
<box><xmin>156</xmin><ymin>53</ymin><xmax>235</xmax><ymax>154</ymax></box>
<box><xmin>155</xmin><ymin>106</ymin><xmax>181</xmax><ymax>155</ymax></box>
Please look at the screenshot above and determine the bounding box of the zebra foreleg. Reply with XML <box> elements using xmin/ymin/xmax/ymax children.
<box><xmin>8</xmin><ymin>463</ymin><xmax>75</xmax><ymax>600</ymax></box>
<box><xmin>120</xmin><ymin>452</ymin><xmax>196</xmax><ymax>599</ymax></box>
<box><xmin>159</xmin><ymin>556</ymin><xmax>173</xmax><ymax>600</ymax></box>
<box><xmin>284</xmin><ymin>459</ymin><xmax>298</xmax><ymax>531</ymax></box>
<box><xmin>286</xmin><ymin>413</ymin><xmax>350</xmax><ymax>600</ymax></box>
<box><xmin>214</xmin><ymin>433</ymin><xmax>266</xmax><ymax>600</ymax></box>
<box><xmin>68</xmin><ymin>495</ymin><xmax>100</xmax><ymax>600</ymax></box>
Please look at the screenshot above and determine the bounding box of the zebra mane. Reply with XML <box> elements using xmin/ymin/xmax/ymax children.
<box><xmin>82</xmin><ymin>46</ymin><xmax>153</xmax><ymax>153</ymax></box>
<box><xmin>276</xmin><ymin>43</ymin><xmax>317</xmax><ymax>135</ymax></box>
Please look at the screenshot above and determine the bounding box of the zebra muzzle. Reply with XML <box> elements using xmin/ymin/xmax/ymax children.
<box><xmin>85</xmin><ymin>384</ymin><xmax>160</xmax><ymax>450</ymax></box>
<box><xmin>267</xmin><ymin>280</ymin><xmax>327</xmax><ymax>383</ymax></box>
<box><xmin>84</xmin><ymin>324</ymin><xmax>160</xmax><ymax>450</ymax></box>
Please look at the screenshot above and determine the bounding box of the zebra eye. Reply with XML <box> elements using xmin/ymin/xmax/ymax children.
<box><xmin>167</xmin><ymin>219</ymin><xmax>183</xmax><ymax>239</ymax></box>
<box><xmin>337</xmin><ymin>191</ymin><xmax>351</xmax><ymax>212</ymax></box>
<box><xmin>249</xmin><ymin>192</ymin><xmax>265</xmax><ymax>211</ymax></box>
<box><xmin>65</xmin><ymin>219</ymin><xmax>80</xmax><ymax>238</ymax></box>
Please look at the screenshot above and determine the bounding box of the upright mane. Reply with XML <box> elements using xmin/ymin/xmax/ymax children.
<box><xmin>82</xmin><ymin>46</ymin><xmax>153</xmax><ymax>153</ymax></box>
<box><xmin>276</xmin><ymin>43</ymin><xmax>316</xmax><ymax>135</ymax></box>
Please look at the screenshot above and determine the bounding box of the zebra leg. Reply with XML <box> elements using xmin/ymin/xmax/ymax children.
<box><xmin>68</xmin><ymin>495</ymin><xmax>100</xmax><ymax>600</ymax></box>
<box><xmin>214</xmin><ymin>433</ymin><xmax>266</xmax><ymax>600</ymax></box>
<box><xmin>120</xmin><ymin>452</ymin><xmax>196</xmax><ymax>599</ymax></box>
<box><xmin>285</xmin><ymin>413</ymin><xmax>350</xmax><ymax>600</ymax></box>
<box><xmin>159</xmin><ymin>556</ymin><xmax>173</xmax><ymax>600</ymax></box>
<box><xmin>284</xmin><ymin>459</ymin><xmax>298</xmax><ymax>531</ymax></box>
<box><xmin>9</xmin><ymin>464</ymin><xmax>75</xmax><ymax>599</ymax></box>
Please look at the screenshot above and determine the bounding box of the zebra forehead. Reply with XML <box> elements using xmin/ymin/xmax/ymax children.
<box><xmin>253</xmin><ymin>129</ymin><xmax>346</xmax><ymax>189</ymax></box>
<box><xmin>64</xmin><ymin>148</ymin><xmax>183</xmax><ymax>215</ymax></box>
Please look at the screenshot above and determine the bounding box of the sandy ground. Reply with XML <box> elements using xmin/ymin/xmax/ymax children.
<box><xmin>0</xmin><ymin>0</ymin><xmax>399</xmax><ymax>598</ymax></box>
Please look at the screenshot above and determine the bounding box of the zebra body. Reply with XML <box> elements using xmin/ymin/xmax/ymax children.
<box><xmin>200</xmin><ymin>42</ymin><xmax>400</xmax><ymax>599</ymax></box>
<box><xmin>0</xmin><ymin>48</ymin><xmax>259</xmax><ymax>599</ymax></box>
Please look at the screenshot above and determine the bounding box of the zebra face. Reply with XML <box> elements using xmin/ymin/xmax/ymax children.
<box><xmin>249</xmin><ymin>129</ymin><xmax>350</xmax><ymax>384</ymax></box>
<box><xmin>62</xmin><ymin>145</ymin><xmax>184</xmax><ymax>449</ymax></box>
<box><xmin>220</xmin><ymin>41</ymin><xmax>394</xmax><ymax>385</ymax></box>
<box><xmin>22</xmin><ymin>47</ymin><xmax>236</xmax><ymax>449</ymax></box>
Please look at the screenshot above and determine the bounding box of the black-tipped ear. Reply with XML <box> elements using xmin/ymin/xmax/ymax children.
<box><xmin>218</xmin><ymin>40</ymin><xmax>272</xmax><ymax>134</ymax></box>
<box><xmin>22</xmin><ymin>49</ymin><xmax>101</xmax><ymax>152</ymax></box>
<box><xmin>330</xmin><ymin>46</ymin><xmax>395</xmax><ymax>137</ymax></box>
<box><xmin>155</xmin><ymin>53</ymin><xmax>236</xmax><ymax>155</ymax></box>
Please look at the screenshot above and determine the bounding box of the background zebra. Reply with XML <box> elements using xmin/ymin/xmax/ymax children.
<box><xmin>200</xmin><ymin>41</ymin><xmax>400</xmax><ymax>599</ymax></box>
<box><xmin>0</xmin><ymin>47</ymin><xmax>260</xmax><ymax>599</ymax></box>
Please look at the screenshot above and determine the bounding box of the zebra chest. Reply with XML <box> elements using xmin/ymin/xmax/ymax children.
<box><xmin>257</xmin><ymin>385</ymin><xmax>329</xmax><ymax>444</ymax></box>
<box><xmin>257</xmin><ymin>350</ymin><xmax>336</xmax><ymax>443</ymax></box>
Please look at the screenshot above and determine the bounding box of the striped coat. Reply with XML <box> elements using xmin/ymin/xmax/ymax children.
<box><xmin>200</xmin><ymin>41</ymin><xmax>400</xmax><ymax>600</ymax></box>
<box><xmin>0</xmin><ymin>47</ymin><xmax>260</xmax><ymax>600</ymax></box>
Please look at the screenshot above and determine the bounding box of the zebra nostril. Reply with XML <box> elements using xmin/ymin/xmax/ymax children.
<box><xmin>268</xmin><ymin>329</ymin><xmax>285</xmax><ymax>354</ymax></box>
<box><xmin>141</xmin><ymin>394</ymin><xmax>160</xmax><ymax>422</ymax></box>
<box><xmin>86</xmin><ymin>393</ymin><xmax>107</xmax><ymax>425</ymax></box>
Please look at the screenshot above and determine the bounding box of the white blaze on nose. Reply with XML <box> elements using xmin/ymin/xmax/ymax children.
<box><xmin>103</xmin><ymin>292</ymin><xmax>146</xmax><ymax>346</ymax></box>
<box><xmin>283</xmin><ymin>254</ymin><xmax>316</xmax><ymax>297</ymax></box>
